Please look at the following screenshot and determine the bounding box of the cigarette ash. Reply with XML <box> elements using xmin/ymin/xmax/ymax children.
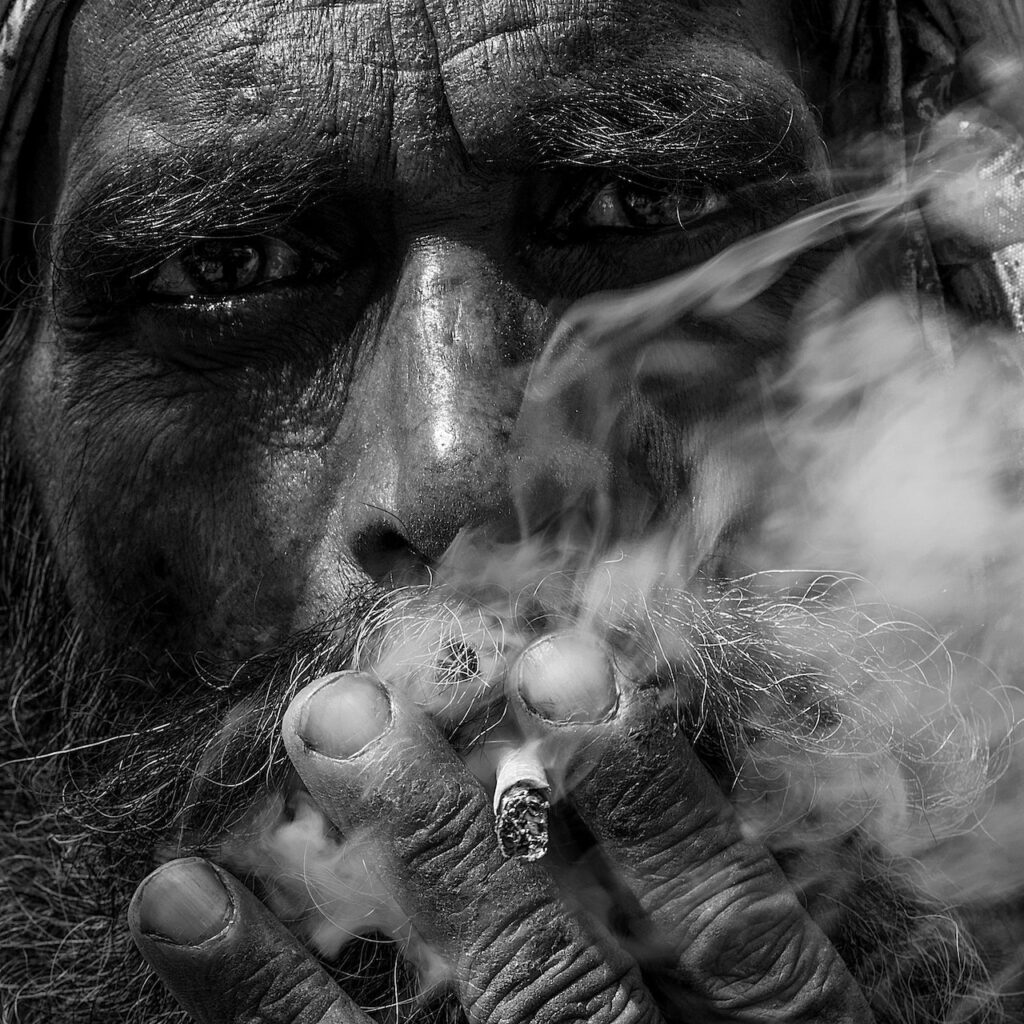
<box><xmin>493</xmin><ymin>741</ymin><xmax>552</xmax><ymax>861</ymax></box>
<box><xmin>494</xmin><ymin>785</ymin><xmax>550</xmax><ymax>861</ymax></box>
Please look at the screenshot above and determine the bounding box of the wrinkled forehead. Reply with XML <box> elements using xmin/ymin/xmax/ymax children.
<box><xmin>58</xmin><ymin>0</ymin><xmax>800</xmax><ymax>174</ymax></box>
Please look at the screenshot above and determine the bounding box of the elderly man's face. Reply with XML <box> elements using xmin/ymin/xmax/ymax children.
<box><xmin>11</xmin><ymin>0</ymin><xmax>824</xmax><ymax>658</ymax></box>
<box><xmin>11</xmin><ymin>4</ymin><xmax>1023</xmax><ymax>1022</ymax></box>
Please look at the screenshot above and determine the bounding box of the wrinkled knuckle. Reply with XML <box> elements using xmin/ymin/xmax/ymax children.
<box><xmin>688</xmin><ymin>890</ymin><xmax>831</xmax><ymax>1013</ymax></box>
<box><xmin>720</xmin><ymin>899</ymin><xmax>796</xmax><ymax>980</ymax></box>
<box><xmin>228</xmin><ymin>949</ymin><xmax>324</xmax><ymax>1024</ymax></box>
<box><xmin>393</xmin><ymin>778</ymin><xmax>493</xmax><ymax>883</ymax></box>
<box><xmin>593</xmin><ymin>793</ymin><xmax>669</xmax><ymax>853</ymax></box>
<box><xmin>656</xmin><ymin>846</ymin><xmax>773</xmax><ymax>940</ymax></box>
<box><xmin>640</xmin><ymin>872</ymin><xmax>686</xmax><ymax>915</ymax></box>
<box><xmin>464</xmin><ymin>925</ymin><xmax>652</xmax><ymax>1024</ymax></box>
<box><xmin>598</xmin><ymin>777</ymin><xmax>657</xmax><ymax>829</ymax></box>
<box><xmin>586</xmin><ymin>764</ymin><xmax>712</xmax><ymax>851</ymax></box>
<box><xmin>678</xmin><ymin>884</ymin><xmax>786</xmax><ymax>969</ymax></box>
<box><xmin>724</xmin><ymin>929</ymin><xmax>855</xmax><ymax>1015</ymax></box>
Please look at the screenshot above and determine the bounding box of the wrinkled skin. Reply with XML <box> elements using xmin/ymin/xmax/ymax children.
<box><xmin>3</xmin><ymin>0</ymin><xmax>922</xmax><ymax>1021</ymax></box>
<box><xmin>14</xmin><ymin>0</ymin><xmax>825</xmax><ymax>655</ymax></box>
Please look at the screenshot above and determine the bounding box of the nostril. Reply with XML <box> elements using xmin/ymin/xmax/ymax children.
<box><xmin>350</xmin><ymin>524</ymin><xmax>431</xmax><ymax>587</ymax></box>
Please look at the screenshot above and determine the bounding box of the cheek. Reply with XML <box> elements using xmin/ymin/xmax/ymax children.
<box><xmin>12</xmin><ymin>325</ymin><xmax>359</xmax><ymax>658</ymax></box>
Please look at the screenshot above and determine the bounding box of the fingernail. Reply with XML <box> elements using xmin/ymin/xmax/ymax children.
<box><xmin>513</xmin><ymin>632</ymin><xmax>618</xmax><ymax>724</ymax></box>
<box><xmin>134</xmin><ymin>859</ymin><xmax>233</xmax><ymax>945</ymax></box>
<box><xmin>297</xmin><ymin>672</ymin><xmax>392</xmax><ymax>759</ymax></box>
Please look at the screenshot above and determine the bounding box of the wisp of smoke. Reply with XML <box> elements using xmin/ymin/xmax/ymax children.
<box><xmin>6</xmin><ymin>92</ymin><xmax>1024</xmax><ymax>1024</ymax></box>
<box><xmin>209</xmin><ymin>119</ymin><xmax>1024</xmax><ymax>1018</ymax></box>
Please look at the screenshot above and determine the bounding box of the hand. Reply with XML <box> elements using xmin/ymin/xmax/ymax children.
<box><xmin>130</xmin><ymin>650</ymin><xmax>874</xmax><ymax>1023</ymax></box>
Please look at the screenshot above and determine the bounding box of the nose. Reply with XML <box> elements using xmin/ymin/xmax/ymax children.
<box><xmin>344</xmin><ymin>237</ymin><xmax>546</xmax><ymax>580</ymax></box>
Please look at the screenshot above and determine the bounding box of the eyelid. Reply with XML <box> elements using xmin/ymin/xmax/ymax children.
<box><xmin>545</xmin><ymin>171</ymin><xmax>732</xmax><ymax>237</ymax></box>
<box><xmin>139</xmin><ymin>230</ymin><xmax>345</xmax><ymax>302</ymax></box>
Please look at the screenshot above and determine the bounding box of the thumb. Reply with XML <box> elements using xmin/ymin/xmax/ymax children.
<box><xmin>129</xmin><ymin>858</ymin><xmax>370</xmax><ymax>1024</ymax></box>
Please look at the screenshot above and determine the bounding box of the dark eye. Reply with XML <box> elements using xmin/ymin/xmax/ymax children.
<box><xmin>143</xmin><ymin>235</ymin><xmax>330</xmax><ymax>299</ymax></box>
<box><xmin>552</xmin><ymin>176</ymin><xmax>729</xmax><ymax>235</ymax></box>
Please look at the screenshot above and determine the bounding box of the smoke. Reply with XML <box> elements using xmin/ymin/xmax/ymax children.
<box><xmin>264</xmin><ymin>125</ymin><xmax>1024</xmax><ymax>1006</ymax></box>
<box><xmin>32</xmin><ymin>87</ymin><xmax>1016</xmax><ymax>1021</ymax></box>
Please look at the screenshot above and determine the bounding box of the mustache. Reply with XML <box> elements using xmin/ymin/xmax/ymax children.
<box><xmin>60</xmin><ymin>609</ymin><xmax>369</xmax><ymax>855</ymax></box>
<box><xmin>58</xmin><ymin>559</ymin><xmax>998</xmax><ymax>888</ymax></box>
<box><xmin>2</xmin><ymin>575</ymin><xmax>453</xmax><ymax>1024</ymax></box>
<box><xmin>0</xmin><ymin>412</ymin><xmax>1002</xmax><ymax>1024</ymax></box>
<box><xmin>2</xmin><ymin>519</ymin><xmax>1005</xmax><ymax>1022</ymax></box>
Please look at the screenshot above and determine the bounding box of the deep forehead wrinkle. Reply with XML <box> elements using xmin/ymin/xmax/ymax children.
<box><xmin>410</xmin><ymin>0</ymin><xmax>609</xmax><ymax>61</ymax></box>
<box><xmin>54</xmin><ymin>0</ymin><xmax>816</xmax><ymax>266</ymax></box>
<box><xmin>108</xmin><ymin>0</ymin><xmax>591</xmax><ymax>71</ymax></box>
<box><xmin>60</xmin><ymin>0</ymin><xmax>796</xmax><ymax>162</ymax></box>
<box><xmin>60</xmin><ymin>0</ymin><xmax>587</xmax><ymax>185</ymax></box>
<box><xmin>120</xmin><ymin>0</ymin><xmax>382</xmax><ymax>17</ymax></box>
<box><xmin>55</xmin><ymin>64</ymin><xmax>815</xmax><ymax>283</ymax></box>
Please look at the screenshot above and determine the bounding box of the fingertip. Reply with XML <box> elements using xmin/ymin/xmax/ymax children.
<box><xmin>285</xmin><ymin>671</ymin><xmax>393</xmax><ymax>760</ymax></box>
<box><xmin>130</xmin><ymin>859</ymin><xmax>358</xmax><ymax>1024</ymax></box>
<box><xmin>130</xmin><ymin>858</ymin><xmax>234</xmax><ymax>948</ymax></box>
<box><xmin>511</xmin><ymin>632</ymin><xmax>619</xmax><ymax>725</ymax></box>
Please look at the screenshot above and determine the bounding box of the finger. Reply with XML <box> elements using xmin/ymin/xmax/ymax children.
<box><xmin>509</xmin><ymin>632</ymin><xmax>874</xmax><ymax>1024</ymax></box>
<box><xmin>282</xmin><ymin>671</ymin><xmax>664</xmax><ymax>1024</ymax></box>
<box><xmin>129</xmin><ymin>858</ymin><xmax>372</xmax><ymax>1024</ymax></box>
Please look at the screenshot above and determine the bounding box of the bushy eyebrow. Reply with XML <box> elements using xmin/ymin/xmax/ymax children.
<box><xmin>53</xmin><ymin>144</ymin><xmax>337</xmax><ymax>280</ymax></box>
<box><xmin>52</xmin><ymin>59</ymin><xmax>818</xmax><ymax>279</ymax></box>
<box><xmin>505</xmin><ymin>69</ymin><xmax>816</xmax><ymax>188</ymax></box>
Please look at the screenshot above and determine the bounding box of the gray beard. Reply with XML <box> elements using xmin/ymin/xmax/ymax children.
<box><xmin>0</xmin><ymin>433</ymin><xmax>464</xmax><ymax>1024</ymax></box>
<box><xmin>0</xmin><ymin>435</ymin><xmax>1006</xmax><ymax>1024</ymax></box>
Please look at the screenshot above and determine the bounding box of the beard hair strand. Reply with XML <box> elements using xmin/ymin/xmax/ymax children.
<box><xmin>0</xmin><ymin>432</ymin><xmax>1011</xmax><ymax>1023</ymax></box>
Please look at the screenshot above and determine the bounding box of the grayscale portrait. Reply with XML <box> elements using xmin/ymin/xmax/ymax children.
<box><xmin>2</xmin><ymin>1</ymin><xmax>1024</xmax><ymax>1022</ymax></box>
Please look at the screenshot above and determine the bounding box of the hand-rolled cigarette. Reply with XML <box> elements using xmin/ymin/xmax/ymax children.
<box><xmin>493</xmin><ymin>744</ymin><xmax>550</xmax><ymax>862</ymax></box>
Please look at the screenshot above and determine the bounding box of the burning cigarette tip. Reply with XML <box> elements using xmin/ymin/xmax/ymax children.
<box><xmin>495</xmin><ymin>783</ymin><xmax>550</xmax><ymax>862</ymax></box>
<box><xmin>493</xmin><ymin>744</ymin><xmax>550</xmax><ymax>862</ymax></box>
